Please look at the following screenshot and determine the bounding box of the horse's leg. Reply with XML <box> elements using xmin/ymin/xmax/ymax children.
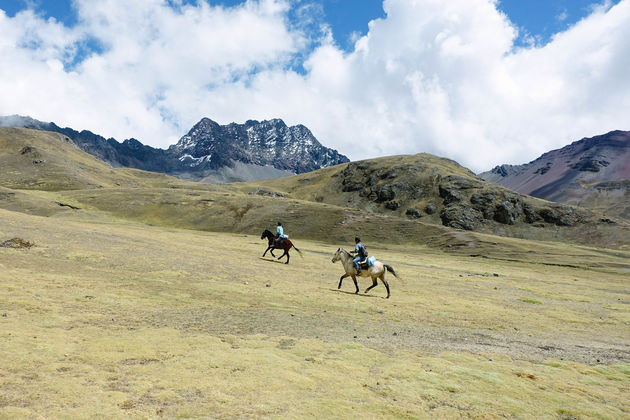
<box><xmin>263</xmin><ymin>246</ymin><xmax>271</xmax><ymax>257</ymax></box>
<box><xmin>364</xmin><ymin>276</ymin><xmax>378</xmax><ymax>294</ymax></box>
<box><xmin>338</xmin><ymin>273</ymin><xmax>349</xmax><ymax>289</ymax></box>
<box><xmin>351</xmin><ymin>275</ymin><xmax>359</xmax><ymax>294</ymax></box>
<box><xmin>278</xmin><ymin>249</ymin><xmax>288</xmax><ymax>263</ymax></box>
<box><xmin>270</xmin><ymin>248</ymin><xmax>276</xmax><ymax>257</ymax></box>
<box><xmin>379</xmin><ymin>272</ymin><xmax>391</xmax><ymax>299</ymax></box>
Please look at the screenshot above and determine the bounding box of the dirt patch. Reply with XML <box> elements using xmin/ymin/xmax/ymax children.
<box><xmin>0</xmin><ymin>238</ymin><xmax>34</xmax><ymax>248</ymax></box>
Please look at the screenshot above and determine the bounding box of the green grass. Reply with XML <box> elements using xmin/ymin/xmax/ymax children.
<box><xmin>519</xmin><ymin>298</ymin><xmax>543</xmax><ymax>305</ymax></box>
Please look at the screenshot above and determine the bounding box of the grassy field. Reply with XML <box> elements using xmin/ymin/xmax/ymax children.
<box><xmin>1</xmin><ymin>207</ymin><xmax>629</xmax><ymax>419</ymax></box>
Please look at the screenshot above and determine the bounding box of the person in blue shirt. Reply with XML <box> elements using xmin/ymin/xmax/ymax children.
<box><xmin>351</xmin><ymin>236</ymin><xmax>368</xmax><ymax>275</ymax></box>
<box><xmin>275</xmin><ymin>222</ymin><xmax>287</xmax><ymax>245</ymax></box>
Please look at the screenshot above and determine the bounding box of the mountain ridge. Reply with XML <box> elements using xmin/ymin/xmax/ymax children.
<box><xmin>479</xmin><ymin>130</ymin><xmax>630</xmax><ymax>220</ymax></box>
<box><xmin>0</xmin><ymin>115</ymin><xmax>349</xmax><ymax>182</ymax></box>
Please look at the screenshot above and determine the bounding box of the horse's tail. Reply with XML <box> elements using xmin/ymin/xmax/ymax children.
<box><xmin>384</xmin><ymin>264</ymin><xmax>400</xmax><ymax>279</ymax></box>
<box><xmin>292</xmin><ymin>243</ymin><xmax>303</xmax><ymax>258</ymax></box>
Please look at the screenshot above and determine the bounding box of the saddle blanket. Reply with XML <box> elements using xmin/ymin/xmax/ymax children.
<box><xmin>367</xmin><ymin>256</ymin><xmax>376</xmax><ymax>267</ymax></box>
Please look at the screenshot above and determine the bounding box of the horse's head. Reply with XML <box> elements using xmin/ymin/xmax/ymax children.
<box><xmin>331</xmin><ymin>248</ymin><xmax>343</xmax><ymax>263</ymax></box>
<box><xmin>261</xmin><ymin>229</ymin><xmax>271</xmax><ymax>240</ymax></box>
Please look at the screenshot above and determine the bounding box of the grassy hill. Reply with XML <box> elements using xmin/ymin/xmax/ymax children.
<box><xmin>1</xmin><ymin>127</ymin><xmax>629</xmax><ymax>418</ymax></box>
<box><xmin>242</xmin><ymin>154</ymin><xmax>630</xmax><ymax>249</ymax></box>
<box><xmin>0</xmin><ymin>127</ymin><xmax>196</xmax><ymax>191</ymax></box>
<box><xmin>2</xmin><ymin>127</ymin><xmax>629</xmax><ymax>251</ymax></box>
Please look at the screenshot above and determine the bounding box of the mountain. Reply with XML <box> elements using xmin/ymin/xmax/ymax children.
<box><xmin>168</xmin><ymin>118</ymin><xmax>349</xmax><ymax>182</ymax></box>
<box><xmin>479</xmin><ymin>130</ymin><xmax>630</xmax><ymax>220</ymax></box>
<box><xmin>0</xmin><ymin>115</ymin><xmax>349</xmax><ymax>182</ymax></box>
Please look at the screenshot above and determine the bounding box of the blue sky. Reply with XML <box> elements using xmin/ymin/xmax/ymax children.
<box><xmin>3</xmin><ymin>0</ymin><xmax>618</xmax><ymax>51</ymax></box>
<box><xmin>0</xmin><ymin>0</ymin><xmax>628</xmax><ymax>171</ymax></box>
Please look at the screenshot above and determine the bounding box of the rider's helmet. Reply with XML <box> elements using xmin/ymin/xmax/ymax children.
<box><xmin>278</xmin><ymin>222</ymin><xmax>282</xmax><ymax>226</ymax></box>
<box><xmin>355</xmin><ymin>237</ymin><xmax>360</xmax><ymax>243</ymax></box>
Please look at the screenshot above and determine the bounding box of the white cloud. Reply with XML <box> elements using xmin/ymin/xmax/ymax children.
<box><xmin>0</xmin><ymin>0</ymin><xmax>629</xmax><ymax>172</ymax></box>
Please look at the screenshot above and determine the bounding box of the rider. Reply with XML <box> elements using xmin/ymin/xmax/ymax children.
<box><xmin>351</xmin><ymin>236</ymin><xmax>368</xmax><ymax>275</ymax></box>
<box><xmin>275</xmin><ymin>222</ymin><xmax>288</xmax><ymax>245</ymax></box>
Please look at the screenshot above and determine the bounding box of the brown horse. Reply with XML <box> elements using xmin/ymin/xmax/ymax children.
<box><xmin>261</xmin><ymin>229</ymin><xmax>302</xmax><ymax>264</ymax></box>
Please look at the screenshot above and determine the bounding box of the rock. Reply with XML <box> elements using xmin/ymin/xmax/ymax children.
<box><xmin>439</xmin><ymin>176</ymin><xmax>481</xmax><ymax>205</ymax></box>
<box><xmin>494</xmin><ymin>200</ymin><xmax>522</xmax><ymax>225</ymax></box>
<box><xmin>470</xmin><ymin>191</ymin><xmax>496</xmax><ymax>219</ymax></box>
<box><xmin>537</xmin><ymin>206</ymin><xmax>588</xmax><ymax>226</ymax></box>
<box><xmin>341</xmin><ymin>181</ymin><xmax>363</xmax><ymax>192</ymax></box>
<box><xmin>405</xmin><ymin>208</ymin><xmax>422</xmax><ymax>218</ymax></box>
<box><xmin>600</xmin><ymin>218</ymin><xmax>617</xmax><ymax>225</ymax></box>
<box><xmin>385</xmin><ymin>201</ymin><xmax>400</xmax><ymax>210</ymax></box>
<box><xmin>425</xmin><ymin>203</ymin><xmax>437</xmax><ymax>215</ymax></box>
<box><xmin>571</xmin><ymin>157</ymin><xmax>610</xmax><ymax>172</ymax></box>
<box><xmin>523</xmin><ymin>204</ymin><xmax>543</xmax><ymax>224</ymax></box>
<box><xmin>440</xmin><ymin>205</ymin><xmax>480</xmax><ymax>230</ymax></box>
<box><xmin>376</xmin><ymin>185</ymin><xmax>396</xmax><ymax>202</ymax></box>
<box><xmin>249</xmin><ymin>188</ymin><xmax>286</xmax><ymax>198</ymax></box>
<box><xmin>0</xmin><ymin>238</ymin><xmax>34</xmax><ymax>248</ymax></box>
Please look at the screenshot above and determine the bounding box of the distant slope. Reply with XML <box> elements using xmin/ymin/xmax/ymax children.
<box><xmin>0</xmin><ymin>115</ymin><xmax>349</xmax><ymax>183</ymax></box>
<box><xmin>1</xmin><ymin>127</ymin><xmax>628</xmax><ymax>250</ymax></box>
<box><xmin>0</xmin><ymin>127</ymin><xmax>194</xmax><ymax>191</ymax></box>
<box><xmin>235</xmin><ymin>153</ymin><xmax>630</xmax><ymax>249</ymax></box>
<box><xmin>479</xmin><ymin>130</ymin><xmax>630</xmax><ymax>220</ymax></box>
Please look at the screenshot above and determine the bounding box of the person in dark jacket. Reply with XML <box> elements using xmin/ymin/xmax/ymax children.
<box><xmin>351</xmin><ymin>236</ymin><xmax>368</xmax><ymax>275</ymax></box>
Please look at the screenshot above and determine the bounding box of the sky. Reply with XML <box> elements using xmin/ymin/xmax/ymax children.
<box><xmin>0</xmin><ymin>0</ymin><xmax>628</xmax><ymax>172</ymax></box>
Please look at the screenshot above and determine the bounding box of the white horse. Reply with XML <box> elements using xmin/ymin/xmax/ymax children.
<box><xmin>331</xmin><ymin>248</ymin><xmax>400</xmax><ymax>299</ymax></box>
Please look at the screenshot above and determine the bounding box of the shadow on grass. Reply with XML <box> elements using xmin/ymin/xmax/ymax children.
<box><xmin>259</xmin><ymin>257</ymin><xmax>288</xmax><ymax>264</ymax></box>
<box><xmin>329</xmin><ymin>288</ymin><xmax>383</xmax><ymax>299</ymax></box>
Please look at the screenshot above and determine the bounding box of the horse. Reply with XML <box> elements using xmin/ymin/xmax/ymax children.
<box><xmin>331</xmin><ymin>248</ymin><xmax>400</xmax><ymax>299</ymax></box>
<box><xmin>261</xmin><ymin>229</ymin><xmax>302</xmax><ymax>264</ymax></box>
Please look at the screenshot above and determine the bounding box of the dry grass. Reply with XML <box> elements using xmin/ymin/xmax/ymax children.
<box><xmin>1</xmin><ymin>127</ymin><xmax>629</xmax><ymax>417</ymax></box>
<box><xmin>1</xmin><ymin>208</ymin><xmax>629</xmax><ymax>419</ymax></box>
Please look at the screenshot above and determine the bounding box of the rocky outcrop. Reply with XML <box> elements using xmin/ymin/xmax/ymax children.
<box><xmin>334</xmin><ymin>159</ymin><xmax>595</xmax><ymax>232</ymax></box>
<box><xmin>437</xmin><ymin>175</ymin><xmax>591</xmax><ymax>230</ymax></box>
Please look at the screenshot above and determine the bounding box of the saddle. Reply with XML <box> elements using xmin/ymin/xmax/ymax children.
<box><xmin>359</xmin><ymin>256</ymin><xmax>376</xmax><ymax>270</ymax></box>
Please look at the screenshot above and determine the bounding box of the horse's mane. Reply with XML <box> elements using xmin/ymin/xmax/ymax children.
<box><xmin>337</xmin><ymin>248</ymin><xmax>352</xmax><ymax>257</ymax></box>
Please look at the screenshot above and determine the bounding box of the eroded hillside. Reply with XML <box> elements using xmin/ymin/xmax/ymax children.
<box><xmin>1</xmin><ymin>127</ymin><xmax>628</xmax><ymax>250</ymax></box>
<box><xmin>243</xmin><ymin>154</ymin><xmax>630</xmax><ymax>249</ymax></box>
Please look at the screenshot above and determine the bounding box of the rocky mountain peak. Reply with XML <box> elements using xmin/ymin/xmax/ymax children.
<box><xmin>170</xmin><ymin>117</ymin><xmax>349</xmax><ymax>175</ymax></box>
